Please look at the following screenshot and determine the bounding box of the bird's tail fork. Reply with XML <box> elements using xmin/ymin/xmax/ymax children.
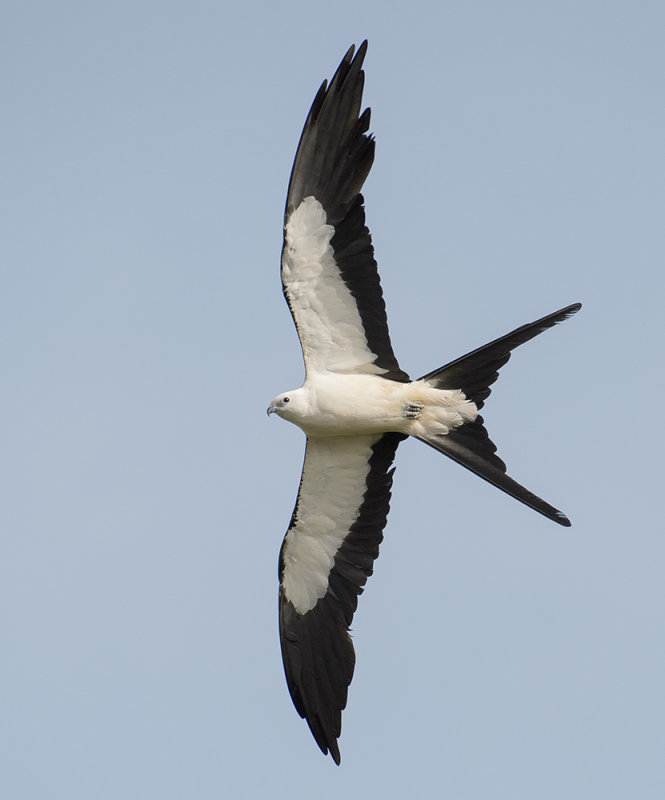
<box><xmin>417</xmin><ymin>303</ymin><xmax>581</xmax><ymax>525</ymax></box>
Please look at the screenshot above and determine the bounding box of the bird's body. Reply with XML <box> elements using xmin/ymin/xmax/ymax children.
<box><xmin>270</xmin><ymin>374</ymin><xmax>477</xmax><ymax>438</ymax></box>
<box><xmin>268</xmin><ymin>41</ymin><xmax>580</xmax><ymax>764</ymax></box>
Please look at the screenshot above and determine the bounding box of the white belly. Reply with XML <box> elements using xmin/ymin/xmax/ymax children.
<box><xmin>290</xmin><ymin>374</ymin><xmax>478</xmax><ymax>438</ymax></box>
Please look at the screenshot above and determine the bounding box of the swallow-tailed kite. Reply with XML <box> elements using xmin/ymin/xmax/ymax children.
<box><xmin>268</xmin><ymin>41</ymin><xmax>580</xmax><ymax>765</ymax></box>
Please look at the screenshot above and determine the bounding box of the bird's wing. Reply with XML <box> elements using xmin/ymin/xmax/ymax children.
<box><xmin>281</xmin><ymin>41</ymin><xmax>408</xmax><ymax>381</ymax></box>
<box><xmin>278</xmin><ymin>432</ymin><xmax>405</xmax><ymax>764</ymax></box>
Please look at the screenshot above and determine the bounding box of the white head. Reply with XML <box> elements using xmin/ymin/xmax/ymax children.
<box><xmin>267</xmin><ymin>388</ymin><xmax>307</xmax><ymax>422</ymax></box>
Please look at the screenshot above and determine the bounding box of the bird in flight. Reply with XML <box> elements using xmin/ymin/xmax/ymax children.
<box><xmin>268</xmin><ymin>41</ymin><xmax>580</xmax><ymax>765</ymax></box>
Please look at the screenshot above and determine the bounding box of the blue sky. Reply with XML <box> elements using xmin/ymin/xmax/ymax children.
<box><xmin>2</xmin><ymin>1</ymin><xmax>664</xmax><ymax>797</ymax></box>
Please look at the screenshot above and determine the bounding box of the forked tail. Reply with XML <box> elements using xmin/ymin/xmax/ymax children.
<box><xmin>417</xmin><ymin>303</ymin><xmax>581</xmax><ymax>526</ymax></box>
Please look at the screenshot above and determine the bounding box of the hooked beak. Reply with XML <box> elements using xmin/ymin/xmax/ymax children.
<box><xmin>267</xmin><ymin>403</ymin><xmax>276</xmax><ymax>417</ymax></box>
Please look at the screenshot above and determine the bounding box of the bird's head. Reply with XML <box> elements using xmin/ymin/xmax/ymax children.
<box><xmin>267</xmin><ymin>389</ymin><xmax>303</xmax><ymax>421</ymax></box>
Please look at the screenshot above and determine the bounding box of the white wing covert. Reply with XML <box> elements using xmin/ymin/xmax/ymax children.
<box><xmin>281</xmin><ymin>42</ymin><xmax>409</xmax><ymax>382</ymax></box>
<box><xmin>278</xmin><ymin>432</ymin><xmax>404</xmax><ymax>764</ymax></box>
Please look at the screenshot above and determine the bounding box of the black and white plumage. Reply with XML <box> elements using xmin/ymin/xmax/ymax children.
<box><xmin>268</xmin><ymin>42</ymin><xmax>580</xmax><ymax>765</ymax></box>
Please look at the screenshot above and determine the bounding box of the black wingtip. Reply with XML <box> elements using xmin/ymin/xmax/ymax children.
<box><xmin>329</xmin><ymin>742</ymin><xmax>341</xmax><ymax>765</ymax></box>
<box><xmin>560</xmin><ymin>301</ymin><xmax>582</xmax><ymax>318</ymax></box>
<box><xmin>342</xmin><ymin>43</ymin><xmax>356</xmax><ymax>61</ymax></box>
<box><xmin>308</xmin><ymin>716</ymin><xmax>341</xmax><ymax>765</ymax></box>
<box><xmin>343</xmin><ymin>40</ymin><xmax>368</xmax><ymax>60</ymax></box>
<box><xmin>334</xmin><ymin>40</ymin><xmax>369</xmax><ymax>85</ymax></box>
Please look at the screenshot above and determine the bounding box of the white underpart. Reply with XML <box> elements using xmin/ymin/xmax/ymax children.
<box><xmin>278</xmin><ymin>381</ymin><xmax>477</xmax><ymax>615</ymax></box>
<box><xmin>277</xmin><ymin>199</ymin><xmax>479</xmax><ymax>615</ymax></box>
<box><xmin>282</xmin><ymin>196</ymin><xmax>387</xmax><ymax>375</ymax></box>
<box><xmin>281</xmin><ymin>435</ymin><xmax>380</xmax><ymax>614</ymax></box>
<box><xmin>277</xmin><ymin>375</ymin><xmax>478</xmax><ymax>439</ymax></box>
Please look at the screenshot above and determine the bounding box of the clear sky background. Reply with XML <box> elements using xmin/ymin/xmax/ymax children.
<box><xmin>2</xmin><ymin>1</ymin><xmax>664</xmax><ymax>797</ymax></box>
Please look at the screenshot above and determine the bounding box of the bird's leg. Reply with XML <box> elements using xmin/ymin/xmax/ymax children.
<box><xmin>402</xmin><ymin>400</ymin><xmax>424</xmax><ymax>419</ymax></box>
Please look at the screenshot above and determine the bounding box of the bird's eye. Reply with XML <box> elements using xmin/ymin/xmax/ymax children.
<box><xmin>283</xmin><ymin>397</ymin><xmax>290</xmax><ymax>403</ymax></box>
